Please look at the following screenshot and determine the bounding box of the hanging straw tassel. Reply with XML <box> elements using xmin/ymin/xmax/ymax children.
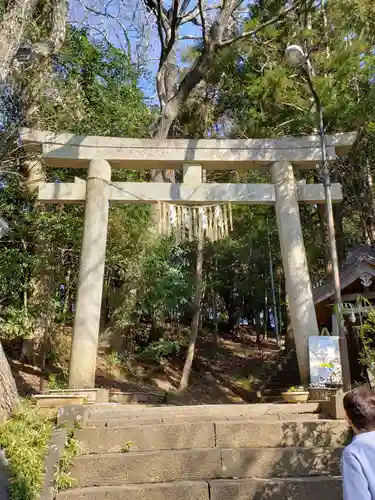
<box><xmin>158</xmin><ymin>202</ymin><xmax>233</xmax><ymax>242</ymax></box>
<box><xmin>223</xmin><ymin>203</ymin><xmax>229</xmax><ymax>238</ymax></box>
<box><xmin>176</xmin><ymin>205</ymin><xmax>182</xmax><ymax>244</ymax></box>
<box><xmin>188</xmin><ymin>208</ymin><xmax>193</xmax><ymax>241</ymax></box>
<box><xmin>166</xmin><ymin>203</ymin><xmax>171</xmax><ymax>237</ymax></box>
<box><xmin>196</xmin><ymin>207</ymin><xmax>201</xmax><ymax>240</ymax></box>
<box><xmin>181</xmin><ymin>207</ymin><xmax>186</xmax><ymax>242</ymax></box>
<box><xmin>213</xmin><ymin>206</ymin><xmax>218</xmax><ymax>241</ymax></box>
<box><xmin>171</xmin><ymin>204</ymin><xmax>177</xmax><ymax>238</ymax></box>
<box><xmin>180</xmin><ymin>206</ymin><xmax>185</xmax><ymax>243</ymax></box>
<box><xmin>208</xmin><ymin>206</ymin><xmax>213</xmax><ymax>241</ymax></box>
<box><xmin>215</xmin><ymin>205</ymin><xmax>221</xmax><ymax>240</ymax></box>
<box><xmin>229</xmin><ymin>202</ymin><xmax>233</xmax><ymax>231</ymax></box>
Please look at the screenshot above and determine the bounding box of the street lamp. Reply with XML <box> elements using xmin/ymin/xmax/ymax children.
<box><xmin>285</xmin><ymin>44</ymin><xmax>351</xmax><ymax>392</ymax></box>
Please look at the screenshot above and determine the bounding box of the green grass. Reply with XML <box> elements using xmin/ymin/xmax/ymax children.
<box><xmin>54</xmin><ymin>429</ymin><xmax>80</xmax><ymax>492</ymax></box>
<box><xmin>232</xmin><ymin>374</ymin><xmax>258</xmax><ymax>391</ymax></box>
<box><xmin>0</xmin><ymin>402</ymin><xmax>55</xmax><ymax>500</ymax></box>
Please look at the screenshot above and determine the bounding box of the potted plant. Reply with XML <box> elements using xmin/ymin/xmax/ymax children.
<box><xmin>282</xmin><ymin>386</ymin><xmax>309</xmax><ymax>403</ymax></box>
<box><xmin>309</xmin><ymin>382</ymin><xmax>338</xmax><ymax>401</ymax></box>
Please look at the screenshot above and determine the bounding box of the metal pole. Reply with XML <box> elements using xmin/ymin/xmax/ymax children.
<box><xmin>303</xmin><ymin>68</ymin><xmax>351</xmax><ymax>392</ymax></box>
<box><xmin>267</xmin><ymin>229</ymin><xmax>280</xmax><ymax>345</ymax></box>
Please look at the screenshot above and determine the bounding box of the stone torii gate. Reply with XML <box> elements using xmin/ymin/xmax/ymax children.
<box><xmin>21</xmin><ymin>129</ymin><xmax>356</xmax><ymax>388</ymax></box>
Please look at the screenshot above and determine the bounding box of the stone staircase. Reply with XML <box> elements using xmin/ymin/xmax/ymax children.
<box><xmin>255</xmin><ymin>349</ymin><xmax>301</xmax><ymax>402</ymax></box>
<box><xmin>57</xmin><ymin>403</ymin><xmax>348</xmax><ymax>500</ymax></box>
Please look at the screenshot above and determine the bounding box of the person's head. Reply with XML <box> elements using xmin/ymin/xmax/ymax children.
<box><xmin>343</xmin><ymin>386</ymin><xmax>375</xmax><ymax>434</ymax></box>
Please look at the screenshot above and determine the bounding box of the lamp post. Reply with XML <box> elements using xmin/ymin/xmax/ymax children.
<box><xmin>285</xmin><ymin>44</ymin><xmax>351</xmax><ymax>392</ymax></box>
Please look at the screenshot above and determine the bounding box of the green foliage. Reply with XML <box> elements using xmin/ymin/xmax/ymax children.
<box><xmin>0</xmin><ymin>26</ymin><xmax>154</xmax><ymax>355</ymax></box>
<box><xmin>105</xmin><ymin>351</ymin><xmax>123</xmax><ymax>371</ymax></box>
<box><xmin>139</xmin><ymin>242</ymin><xmax>195</xmax><ymax>319</ymax></box>
<box><xmin>137</xmin><ymin>339</ymin><xmax>182</xmax><ymax>363</ymax></box>
<box><xmin>48</xmin><ymin>372</ymin><xmax>68</xmax><ymax>390</ymax></box>
<box><xmin>121</xmin><ymin>441</ymin><xmax>135</xmax><ymax>453</ymax></box>
<box><xmin>38</xmin><ymin>27</ymin><xmax>153</xmax><ymax>137</ymax></box>
<box><xmin>233</xmin><ymin>375</ymin><xmax>258</xmax><ymax>391</ymax></box>
<box><xmin>0</xmin><ymin>307</ymin><xmax>34</xmax><ymax>339</ymax></box>
<box><xmin>359</xmin><ymin>311</ymin><xmax>375</xmax><ymax>378</ymax></box>
<box><xmin>0</xmin><ymin>402</ymin><xmax>54</xmax><ymax>500</ymax></box>
<box><xmin>286</xmin><ymin>386</ymin><xmax>306</xmax><ymax>393</ymax></box>
<box><xmin>54</xmin><ymin>430</ymin><xmax>80</xmax><ymax>492</ymax></box>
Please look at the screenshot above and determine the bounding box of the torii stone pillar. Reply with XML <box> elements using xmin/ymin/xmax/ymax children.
<box><xmin>69</xmin><ymin>160</ymin><xmax>111</xmax><ymax>388</ymax></box>
<box><xmin>271</xmin><ymin>161</ymin><xmax>319</xmax><ymax>385</ymax></box>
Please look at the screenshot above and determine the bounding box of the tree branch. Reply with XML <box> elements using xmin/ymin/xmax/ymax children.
<box><xmin>198</xmin><ymin>0</ymin><xmax>208</xmax><ymax>44</ymax></box>
<box><xmin>218</xmin><ymin>0</ymin><xmax>305</xmax><ymax>47</ymax></box>
<box><xmin>168</xmin><ymin>0</ymin><xmax>180</xmax><ymax>50</ymax></box>
<box><xmin>180</xmin><ymin>3</ymin><xmax>221</xmax><ymax>24</ymax></box>
<box><xmin>145</xmin><ymin>0</ymin><xmax>170</xmax><ymax>35</ymax></box>
<box><xmin>179</xmin><ymin>0</ymin><xmax>191</xmax><ymax>17</ymax></box>
<box><xmin>83</xmin><ymin>6</ymin><xmax>132</xmax><ymax>58</ymax></box>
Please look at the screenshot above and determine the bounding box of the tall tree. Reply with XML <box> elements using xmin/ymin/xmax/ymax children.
<box><xmin>141</xmin><ymin>0</ymin><xmax>308</xmax><ymax>180</ymax></box>
<box><xmin>0</xmin><ymin>0</ymin><xmax>67</xmax><ymax>85</ymax></box>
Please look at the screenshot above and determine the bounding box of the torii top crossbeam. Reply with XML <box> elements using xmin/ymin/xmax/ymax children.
<box><xmin>21</xmin><ymin>129</ymin><xmax>357</xmax><ymax>170</ymax></box>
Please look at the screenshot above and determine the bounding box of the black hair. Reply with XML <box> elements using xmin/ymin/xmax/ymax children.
<box><xmin>343</xmin><ymin>386</ymin><xmax>375</xmax><ymax>432</ymax></box>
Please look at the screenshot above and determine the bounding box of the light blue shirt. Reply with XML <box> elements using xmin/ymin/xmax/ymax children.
<box><xmin>342</xmin><ymin>430</ymin><xmax>375</xmax><ymax>500</ymax></box>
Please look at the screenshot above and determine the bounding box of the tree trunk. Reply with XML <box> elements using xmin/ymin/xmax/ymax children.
<box><xmin>212</xmin><ymin>286</ymin><xmax>219</xmax><ymax>346</ymax></box>
<box><xmin>179</xmin><ymin>236</ymin><xmax>204</xmax><ymax>392</ymax></box>
<box><xmin>0</xmin><ymin>0</ymin><xmax>38</xmax><ymax>84</ymax></box>
<box><xmin>39</xmin><ymin>315</ymin><xmax>51</xmax><ymax>392</ymax></box>
<box><xmin>255</xmin><ymin>309</ymin><xmax>262</xmax><ymax>343</ymax></box>
<box><xmin>150</xmin><ymin>313</ymin><xmax>165</xmax><ymax>343</ymax></box>
<box><xmin>285</xmin><ymin>296</ymin><xmax>295</xmax><ymax>351</ymax></box>
<box><xmin>331</xmin><ymin>171</ymin><xmax>345</xmax><ymax>262</ymax></box>
<box><xmin>0</xmin><ymin>341</ymin><xmax>19</xmax><ymax>414</ymax></box>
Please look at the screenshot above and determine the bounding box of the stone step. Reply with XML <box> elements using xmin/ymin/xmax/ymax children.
<box><xmin>257</xmin><ymin>395</ymin><xmax>284</xmax><ymax>403</ymax></box>
<box><xmin>70</xmin><ymin>447</ymin><xmax>342</xmax><ymax>487</ymax></box>
<box><xmin>88</xmin><ymin>402</ymin><xmax>321</xmax><ymax>416</ymax></box>
<box><xmin>57</xmin><ymin>481</ymin><xmax>208</xmax><ymax>500</ymax></box>
<box><xmin>86</xmin><ymin>412</ymin><xmax>325</xmax><ymax>427</ymax></box>
<box><xmin>76</xmin><ymin>420</ymin><xmax>349</xmax><ymax>454</ymax></box>
<box><xmin>86</xmin><ymin>403</ymin><xmax>322</xmax><ymax>426</ymax></box>
<box><xmin>210</xmin><ymin>476</ymin><xmax>342</xmax><ymax>500</ymax></box>
<box><xmin>57</xmin><ymin>477</ymin><xmax>342</xmax><ymax>500</ymax></box>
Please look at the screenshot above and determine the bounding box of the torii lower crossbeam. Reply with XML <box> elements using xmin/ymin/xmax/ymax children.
<box><xmin>38</xmin><ymin>181</ymin><xmax>343</xmax><ymax>204</ymax></box>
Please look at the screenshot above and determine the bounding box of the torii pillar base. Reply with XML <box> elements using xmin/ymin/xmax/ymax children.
<box><xmin>69</xmin><ymin>160</ymin><xmax>111</xmax><ymax>389</ymax></box>
<box><xmin>272</xmin><ymin>161</ymin><xmax>319</xmax><ymax>386</ymax></box>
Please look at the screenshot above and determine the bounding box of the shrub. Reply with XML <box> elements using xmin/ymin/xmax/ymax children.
<box><xmin>54</xmin><ymin>428</ymin><xmax>80</xmax><ymax>492</ymax></box>
<box><xmin>137</xmin><ymin>339</ymin><xmax>181</xmax><ymax>363</ymax></box>
<box><xmin>0</xmin><ymin>402</ymin><xmax>54</xmax><ymax>500</ymax></box>
<box><xmin>359</xmin><ymin>311</ymin><xmax>375</xmax><ymax>378</ymax></box>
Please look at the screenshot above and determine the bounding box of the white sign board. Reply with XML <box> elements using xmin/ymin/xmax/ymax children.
<box><xmin>309</xmin><ymin>336</ymin><xmax>343</xmax><ymax>385</ymax></box>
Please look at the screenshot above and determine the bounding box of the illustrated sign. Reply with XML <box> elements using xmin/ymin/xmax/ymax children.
<box><xmin>309</xmin><ymin>336</ymin><xmax>343</xmax><ymax>386</ymax></box>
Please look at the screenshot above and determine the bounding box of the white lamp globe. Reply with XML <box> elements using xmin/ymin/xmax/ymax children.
<box><xmin>285</xmin><ymin>45</ymin><xmax>306</xmax><ymax>67</ymax></box>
